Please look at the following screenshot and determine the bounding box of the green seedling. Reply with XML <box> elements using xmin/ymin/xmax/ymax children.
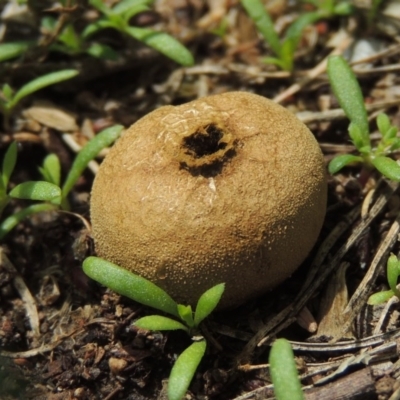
<box><xmin>269</xmin><ymin>338</ymin><xmax>304</xmax><ymax>400</ymax></box>
<box><xmin>83</xmin><ymin>256</ymin><xmax>225</xmax><ymax>400</ymax></box>
<box><xmin>41</xmin><ymin>17</ymin><xmax>119</xmax><ymax>60</ymax></box>
<box><xmin>241</xmin><ymin>0</ymin><xmax>320</xmax><ymax>71</ymax></box>
<box><xmin>0</xmin><ymin>69</ymin><xmax>79</xmax><ymax>130</ymax></box>
<box><xmin>82</xmin><ymin>0</ymin><xmax>194</xmax><ymax>67</ymax></box>
<box><xmin>328</xmin><ymin>56</ymin><xmax>400</xmax><ymax>180</ymax></box>
<box><xmin>0</xmin><ymin>125</ymin><xmax>123</xmax><ymax>240</ymax></box>
<box><xmin>368</xmin><ymin>254</ymin><xmax>400</xmax><ymax>305</ymax></box>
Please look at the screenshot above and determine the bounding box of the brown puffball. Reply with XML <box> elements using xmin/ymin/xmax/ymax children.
<box><xmin>90</xmin><ymin>92</ymin><xmax>327</xmax><ymax>309</ymax></box>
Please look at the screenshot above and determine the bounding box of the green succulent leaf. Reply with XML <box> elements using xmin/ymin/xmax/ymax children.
<box><xmin>61</xmin><ymin>125</ymin><xmax>123</xmax><ymax>199</ymax></box>
<box><xmin>263</xmin><ymin>57</ymin><xmax>286</xmax><ymax>69</ymax></box>
<box><xmin>135</xmin><ymin>315</ymin><xmax>189</xmax><ymax>332</ymax></box>
<box><xmin>328</xmin><ymin>154</ymin><xmax>363</xmax><ymax>174</ymax></box>
<box><xmin>39</xmin><ymin>154</ymin><xmax>61</xmax><ymax>186</ymax></box>
<box><xmin>89</xmin><ymin>0</ymin><xmax>112</xmax><ymax>15</ymax></box>
<box><xmin>7</xmin><ymin>70</ymin><xmax>79</xmax><ymax>112</ymax></box>
<box><xmin>327</xmin><ymin>56</ymin><xmax>370</xmax><ymax>145</ymax></box>
<box><xmin>177</xmin><ymin>304</ymin><xmax>194</xmax><ymax>328</ymax></box>
<box><xmin>383</xmin><ymin>127</ymin><xmax>398</xmax><ymax>142</ymax></box>
<box><xmin>388</xmin><ymin>138</ymin><xmax>400</xmax><ymax>151</ymax></box>
<box><xmin>0</xmin><ymin>41</ymin><xmax>34</xmax><ymax>62</ymax></box>
<box><xmin>2</xmin><ymin>142</ymin><xmax>17</xmax><ymax>189</ymax></box>
<box><xmin>334</xmin><ymin>2</ymin><xmax>353</xmax><ymax>15</ymax></box>
<box><xmin>285</xmin><ymin>11</ymin><xmax>320</xmax><ymax>50</ymax></box>
<box><xmin>82</xmin><ymin>256</ymin><xmax>179</xmax><ymax>317</ymax></box>
<box><xmin>386</xmin><ymin>254</ymin><xmax>400</xmax><ymax>297</ymax></box>
<box><xmin>2</xmin><ymin>84</ymin><xmax>14</xmax><ymax>101</ymax></box>
<box><xmin>168</xmin><ymin>340</ymin><xmax>207</xmax><ymax>400</ymax></box>
<box><xmin>240</xmin><ymin>0</ymin><xmax>280</xmax><ymax>57</ymax></box>
<box><xmin>348</xmin><ymin>123</ymin><xmax>367</xmax><ymax>150</ymax></box>
<box><xmin>269</xmin><ymin>338</ymin><xmax>304</xmax><ymax>400</ymax></box>
<box><xmin>9</xmin><ymin>181</ymin><xmax>62</xmax><ymax>203</ymax></box>
<box><xmin>112</xmin><ymin>0</ymin><xmax>152</xmax><ymax>19</ymax></box>
<box><xmin>371</xmin><ymin>156</ymin><xmax>400</xmax><ymax>181</ymax></box>
<box><xmin>377</xmin><ymin>113</ymin><xmax>391</xmax><ymax>136</ymax></box>
<box><xmin>367</xmin><ymin>290</ymin><xmax>395</xmax><ymax>305</ymax></box>
<box><xmin>125</xmin><ymin>27</ymin><xmax>194</xmax><ymax>66</ymax></box>
<box><xmin>82</xmin><ymin>20</ymin><xmax>119</xmax><ymax>37</ymax></box>
<box><xmin>194</xmin><ymin>283</ymin><xmax>225</xmax><ymax>327</ymax></box>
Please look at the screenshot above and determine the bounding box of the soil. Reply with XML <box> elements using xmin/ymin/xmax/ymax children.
<box><xmin>1</xmin><ymin>1</ymin><xmax>400</xmax><ymax>399</ymax></box>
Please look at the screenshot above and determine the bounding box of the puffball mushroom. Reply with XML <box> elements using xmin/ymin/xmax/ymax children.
<box><xmin>90</xmin><ymin>92</ymin><xmax>327</xmax><ymax>309</ymax></box>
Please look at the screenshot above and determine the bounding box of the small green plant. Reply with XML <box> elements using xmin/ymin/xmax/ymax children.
<box><xmin>40</xmin><ymin>17</ymin><xmax>119</xmax><ymax>60</ymax></box>
<box><xmin>327</xmin><ymin>55</ymin><xmax>400</xmax><ymax>180</ymax></box>
<box><xmin>240</xmin><ymin>0</ymin><xmax>351</xmax><ymax>71</ymax></box>
<box><xmin>0</xmin><ymin>69</ymin><xmax>79</xmax><ymax>129</ymax></box>
<box><xmin>368</xmin><ymin>254</ymin><xmax>400</xmax><ymax>305</ymax></box>
<box><xmin>0</xmin><ymin>125</ymin><xmax>123</xmax><ymax>240</ymax></box>
<box><xmin>0</xmin><ymin>1</ymin><xmax>193</xmax><ymax>67</ymax></box>
<box><xmin>82</xmin><ymin>0</ymin><xmax>194</xmax><ymax>67</ymax></box>
<box><xmin>269</xmin><ymin>338</ymin><xmax>304</xmax><ymax>400</ymax></box>
<box><xmin>240</xmin><ymin>0</ymin><xmax>319</xmax><ymax>71</ymax></box>
<box><xmin>82</xmin><ymin>256</ymin><xmax>225</xmax><ymax>400</ymax></box>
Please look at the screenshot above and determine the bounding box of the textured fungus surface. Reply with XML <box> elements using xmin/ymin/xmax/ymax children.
<box><xmin>90</xmin><ymin>92</ymin><xmax>327</xmax><ymax>308</ymax></box>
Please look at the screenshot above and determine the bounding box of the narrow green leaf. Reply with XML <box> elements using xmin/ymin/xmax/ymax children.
<box><xmin>388</xmin><ymin>138</ymin><xmax>400</xmax><ymax>151</ymax></box>
<box><xmin>9</xmin><ymin>181</ymin><xmax>61</xmax><ymax>202</ymax></box>
<box><xmin>168</xmin><ymin>340</ymin><xmax>206</xmax><ymax>400</ymax></box>
<box><xmin>240</xmin><ymin>0</ymin><xmax>281</xmax><ymax>57</ymax></box>
<box><xmin>61</xmin><ymin>125</ymin><xmax>123</xmax><ymax>199</ymax></box>
<box><xmin>279</xmin><ymin>40</ymin><xmax>295</xmax><ymax>72</ymax></box>
<box><xmin>112</xmin><ymin>0</ymin><xmax>151</xmax><ymax>18</ymax></box>
<box><xmin>269</xmin><ymin>338</ymin><xmax>304</xmax><ymax>400</ymax></box>
<box><xmin>0</xmin><ymin>203</ymin><xmax>57</xmax><ymax>240</ymax></box>
<box><xmin>39</xmin><ymin>154</ymin><xmax>61</xmax><ymax>186</ymax></box>
<box><xmin>387</xmin><ymin>254</ymin><xmax>400</xmax><ymax>297</ymax></box>
<box><xmin>372</xmin><ymin>156</ymin><xmax>400</xmax><ymax>181</ymax></box>
<box><xmin>177</xmin><ymin>304</ymin><xmax>194</xmax><ymax>328</ymax></box>
<box><xmin>334</xmin><ymin>2</ymin><xmax>353</xmax><ymax>15</ymax></box>
<box><xmin>358</xmin><ymin>145</ymin><xmax>372</xmax><ymax>155</ymax></box>
<box><xmin>8</xmin><ymin>70</ymin><xmax>79</xmax><ymax>111</ymax></box>
<box><xmin>327</xmin><ymin>56</ymin><xmax>370</xmax><ymax>144</ymax></box>
<box><xmin>328</xmin><ymin>154</ymin><xmax>363</xmax><ymax>174</ymax></box>
<box><xmin>263</xmin><ymin>57</ymin><xmax>286</xmax><ymax>69</ymax></box>
<box><xmin>0</xmin><ymin>41</ymin><xmax>34</xmax><ymax>62</ymax></box>
<box><xmin>2</xmin><ymin>84</ymin><xmax>14</xmax><ymax>101</ymax></box>
<box><xmin>89</xmin><ymin>0</ymin><xmax>112</xmax><ymax>15</ymax></box>
<box><xmin>194</xmin><ymin>283</ymin><xmax>225</xmax><ymax>327</ymax></box>
<box><xmin>2</xmin><ymin>142</ymin><xmax>17</xmax><ymax>189</ymax></box>
<box><xmin>135</xmin><ymin>315</ymin><xmax>189</xmax><ymax>332</ymax></box>
<box><xmin>377</xmin><ymin>113</ymin><xmax>391</xmax><ymax>136</ymax></box>
<box><xmin>82</xmin><ymin>19</ymin><xmax>120</xmax><ymax>38</ymax></box>
<box><xmin>284</xmin><ymin>11</ymin><xmax>320</xmax><ymax>50</ymax></box>
<box><xmin>367</xmin><ymin>290</ymin><xmax>394</xmax><ymax>305</ymax></box>
<box><xmin>125</xmin><ymin>27</ymin><xmax>194</xmax><ymax>66</ymax></box>
<box><xmin>82</xmin><ymin>256</ymin><xmax>179</xmax><ymax>317</ymax></box>
<box><xmin>348</xmin><ymin>123</ymin><xmax>367</xmax><ymax>150</ymax></box>
<box><xmin>383</xmin><ymin>127</ymin><xmax>398</xmax><ymax>142</ymax></box>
